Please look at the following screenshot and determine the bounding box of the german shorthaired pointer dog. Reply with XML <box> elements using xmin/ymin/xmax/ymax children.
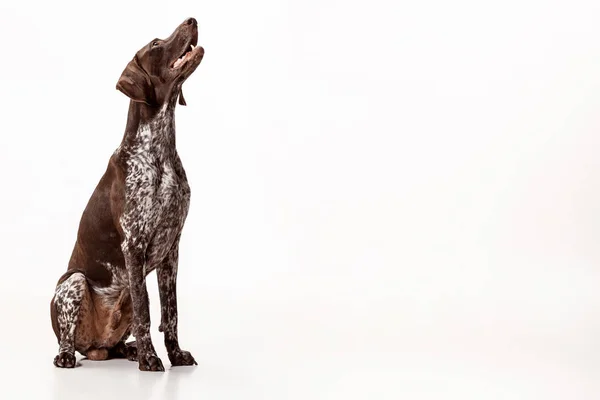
<box><xmin>50</xmin><ymin>17</ymin><xmax>204</xmax><ymax>371</ymax></box>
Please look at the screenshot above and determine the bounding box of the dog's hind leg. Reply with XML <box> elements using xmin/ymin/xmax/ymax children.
<box><xmin>50</xmin><ymin>272</ymin><xmax>88</xmax><ymax>368</ymax></box>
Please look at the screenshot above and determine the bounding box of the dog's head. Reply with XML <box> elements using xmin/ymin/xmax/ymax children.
<box><xmin>116</xmin><ymin>17</ymin><xmax>204</xmax><ymax>107</ymax></box>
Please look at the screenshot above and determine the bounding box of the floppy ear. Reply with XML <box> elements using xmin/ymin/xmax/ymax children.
<box><xmin>116</xmin><ymin>56</ymin><xmax>156</xmax><ymax>105</ymax></box>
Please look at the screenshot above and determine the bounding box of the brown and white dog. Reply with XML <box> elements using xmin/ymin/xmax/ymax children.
<box><xmin>50</xmin><ymin>17</ymin><xmax>204</xmax><ymax>371</ymax></box>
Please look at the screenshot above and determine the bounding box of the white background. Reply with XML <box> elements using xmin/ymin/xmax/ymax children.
<box><xmin>1</xmin><ymin>0</ymin><xmax>600</xmax><ymax>398</ymax></box>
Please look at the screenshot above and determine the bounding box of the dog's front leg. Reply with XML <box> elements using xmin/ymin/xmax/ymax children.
<box><xmin>157</xmin><ymin>236</ymin><xmax>197</xmax><ymax>366</ymax></box>
<box><xmin>124</xmin><ymin>245</ymin><xmax>164</xmax><ymax>372</ymax></box>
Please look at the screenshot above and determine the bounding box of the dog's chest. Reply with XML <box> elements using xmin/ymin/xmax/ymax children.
<box><xmin>120</xmin><ymin>114</ymin><xmax>190</xmax><ymax>266</ymax></box>
<box><xmin>125</xmin><ymin>153</ymin><xmax>189</xmax><ymax>238</ymax></box>
<box><xmin>135</xmin><ymin>158</ymin><xmax>187</xmax><ymax>218</ymax></box>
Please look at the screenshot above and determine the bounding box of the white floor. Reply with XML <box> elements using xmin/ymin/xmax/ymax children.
<box><xmin>4</xmin><ymin>279</ymin><xmax>600</xmax><ymax>400</ymax></box>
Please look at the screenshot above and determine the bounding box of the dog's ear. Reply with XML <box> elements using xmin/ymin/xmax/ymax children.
<box><xmin>178</xmin><ymin>87</ymin><xmax>187</xmax><ymax>106</ymax></box>
<box><xmin>116</xmin><ymin>56</ymin><xmax>156</xmax><ymax>105</ymax></box>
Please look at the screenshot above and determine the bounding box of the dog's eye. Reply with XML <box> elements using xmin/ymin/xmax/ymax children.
<box><xmin>152</xmin><ymin>41</ymin><xmax>160</xmax><ymax>47</ymax></box>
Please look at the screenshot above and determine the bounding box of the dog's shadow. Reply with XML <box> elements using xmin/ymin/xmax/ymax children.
<box><xmin>163</xmin><ymin>364</ymin><xmax>199</xmax><ymax>397</ymax></box>
<box><xmin>52</xmin><ymin>356</ymin><xmax>199</xmax><ymax>399</ymax></box>
<box><xmin>52</xmin><ymin>357</ymin><xmax>162</xmax><ymax>399</ymax></box>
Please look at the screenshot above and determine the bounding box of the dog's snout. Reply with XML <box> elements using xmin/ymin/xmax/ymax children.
<box><xmin>185</xmin><ymin>18</ymin><xmax>197</xmax><ymax>27</ymax></box>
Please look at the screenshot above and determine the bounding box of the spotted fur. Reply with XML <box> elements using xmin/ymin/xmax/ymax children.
<box><xmin>50</xmin><ymin>17</ymin><xmax>203</xmax><ymax>371</ymax></box>
<box><xmin>118</xmin><ymin>103</ymin><xmax>192</xmax><ymax>370</ymax></box>
<box><xmin>52</xmin><ymin>273</ymin><xmax>87</xmax><ymax>368</ymax></box>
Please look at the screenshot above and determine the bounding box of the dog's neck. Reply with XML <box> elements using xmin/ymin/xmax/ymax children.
<box><xmin>119</xmin><ymin>99</ymin><xmax>178</xmax><ymax>157</ymax></box>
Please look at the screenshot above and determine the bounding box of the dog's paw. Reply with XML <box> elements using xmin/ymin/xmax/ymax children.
<box><xmin>54</xmin><ymin>352</ymin><xmax>76</xmax><ymax>368</ymax></box>
<box><xmin>122</xmin><ymin>340</ymin><xmax>138</xmax><ymax>362</ymax></box>
<box><xmin>138</xmin><ymin>353</ymin><xmax>164</xmax><ymax>372</ymax></box>
<box><xmin>126</xmin><ymin>345</ymin><xmax>138</xmax><ymax>362</ymax></box>
<box><xmin>169</xmin><ymin>350</ymin><xmax>197</xmax><ymax>366</ymax></box>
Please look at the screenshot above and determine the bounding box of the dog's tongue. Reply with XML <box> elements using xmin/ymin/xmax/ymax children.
<box><xmin>178</xmin><ymin>87</ymin><xmax>187</xmax><ymax>106</ymax></box>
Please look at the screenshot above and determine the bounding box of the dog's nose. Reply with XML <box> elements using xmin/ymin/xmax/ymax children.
<box><xmin>185</xmin><ymin>18</ymin><xmax>197</xmax><ymax>27</ymax></box>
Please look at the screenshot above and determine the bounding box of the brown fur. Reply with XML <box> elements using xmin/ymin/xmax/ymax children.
<box><xmin>50</xmin><ymin>17</ymin><xmax>202</xmax><ymax>371</ymax></box>
<box><xmin>74</xmin><ymin>284</ymin><xmax>133</xmax><ymax>356</ymax></box>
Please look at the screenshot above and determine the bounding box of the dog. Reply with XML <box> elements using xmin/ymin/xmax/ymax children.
<box><xmin>50</xmin><ymin>17</ymin><xmax>204</xmax><ymax>371</ymax></box>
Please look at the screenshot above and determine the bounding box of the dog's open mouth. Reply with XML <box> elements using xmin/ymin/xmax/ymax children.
<box><xmin>172</xmin><ymin>43</ymin><xmax>201</xmax><ymax>69</ymax></box>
